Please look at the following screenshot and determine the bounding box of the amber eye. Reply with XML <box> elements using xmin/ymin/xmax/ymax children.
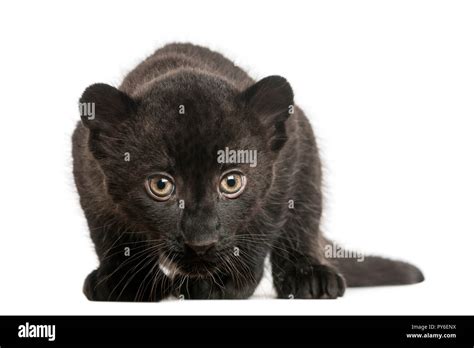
<box><xmin>146</xmin><ymin>174</ymin><xmax>175</xmax><ymax>201</ymax></box>
<box><xmin>219</xmin><ymin>172</ymin><xmax>246</xmax><ymax>198</ymax></box>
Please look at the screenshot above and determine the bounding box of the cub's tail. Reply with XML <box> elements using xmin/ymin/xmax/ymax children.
<box><xmin>334</xmin><ymin>255</ymin><xmax>424</xmax><ymax>287</ymax></box>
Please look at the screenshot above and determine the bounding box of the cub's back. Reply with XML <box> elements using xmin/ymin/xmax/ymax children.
<box><xmin>120</xmin><ymin>43</ymin><xmax>254</xmax><ymax>96</ymax></box>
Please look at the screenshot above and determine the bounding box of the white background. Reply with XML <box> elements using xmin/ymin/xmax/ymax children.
<box><xmin>0</xmin><ymin>0</ymin><xmax>473</xmax><ymax>315</ymax></box>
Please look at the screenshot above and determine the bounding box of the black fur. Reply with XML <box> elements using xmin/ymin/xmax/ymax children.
<box><xmin>72</xmin><ymin>43</ymin><xmax>424</xmax><ymax>301</ymax></box>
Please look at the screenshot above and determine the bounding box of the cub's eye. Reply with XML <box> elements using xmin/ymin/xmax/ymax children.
<box><xmin>145</xmin><ymin>174</ymin><xmax>175</xmax><ymax>201</ymax></box>
<box><xmin>219</xmin><ymin>172</ymin><xmax>246</xmax><ymax>198</ymax></box>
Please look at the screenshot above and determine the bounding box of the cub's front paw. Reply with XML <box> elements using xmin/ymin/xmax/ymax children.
<box><xmin>274</xmin><ymin>264</ymin><xmax>346</xmax><ymax>299</ymax></box>
<box><xmin>83</xmin><ymin>269</ymin><xmax>116</xmax><ymax>301</ymax></box>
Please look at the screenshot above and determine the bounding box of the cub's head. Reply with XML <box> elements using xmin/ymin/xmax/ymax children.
<box><xmin>79</xmin><ymin>70</ymin><xmax>293</xmax><ymax>276</ymax></box>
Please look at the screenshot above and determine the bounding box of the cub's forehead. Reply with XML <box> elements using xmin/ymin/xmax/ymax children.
<box><xmin>135</xmin><ymin>99</ymin><xmax>246</xmax><ymax>147</ymax></box>
<box><xmin>130</xmin><ymin>114</ymin><xmax>263</xmax><ymax>175</ymax></box>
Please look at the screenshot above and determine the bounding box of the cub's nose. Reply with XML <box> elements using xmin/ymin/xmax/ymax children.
<box><xmin>184</xmin><ymin>240</ymin><xmax>217</xmax><ymax>256</ymax></box>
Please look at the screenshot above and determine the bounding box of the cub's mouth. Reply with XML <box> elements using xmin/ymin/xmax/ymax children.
<box><xmin>158</xmin><ymin>253</ymin><xmax>220</xmax><ymax>279</ymax></box>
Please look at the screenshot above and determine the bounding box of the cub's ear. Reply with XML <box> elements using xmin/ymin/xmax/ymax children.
<box><xmin>241</xmin><ymin>76</ymin><xmax>294</xmax><ymax>151</ymax></box>
<box><xmin>79</xmin><ymin>83</ymin><xmax>135</xmax><ymax>132</ymax></box>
